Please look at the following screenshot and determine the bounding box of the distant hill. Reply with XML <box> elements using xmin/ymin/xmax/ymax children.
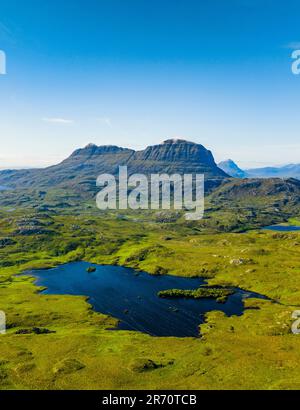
<box><xmin>204</xmin><ymin>177</ymin><xmax>300</xmax><ymax>231</ymax></box>
<box><xmin>0</xmin><ymin>139</ymin><xmax>229</xmax><ymax>193</ymax></box>
<box><xmin>210</xmin><ymin>177</ymin><xmax>300</xmax><ymax>203</ymax></box>
<box><xmin>246</xmin><ymin>164</ymin><xmax>300</xmax><ymax>179</ymax></box>
<box><xmin>217</xmin><ymin>159</ymin><xmax>300</xmax><ymax>180</ymax></box>
<box><xmin>218</xmin><ymin>159</ymin><xmax>247</xmax><ymax>178</ymax></box>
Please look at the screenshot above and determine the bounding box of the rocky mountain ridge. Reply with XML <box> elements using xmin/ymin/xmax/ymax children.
<box><xmin>0</xmin><ymin>139</ymin><xmax>229</xmax><ymax>192</ymax></box>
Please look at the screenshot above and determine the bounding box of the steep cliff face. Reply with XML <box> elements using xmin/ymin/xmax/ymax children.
<box><xmin>0</xmin><ymin>139</ymin><xmax>228</xmax><ymax>192</ymax></box>
<box><xmin>135</xmin><ymin>139</ymin><xmax>216</xmax><ymax>164</ymax></box>
<box><xmin>127</xmin><ymin>139</ymin><xmax>228</xmax><ymax>179</ymax></box>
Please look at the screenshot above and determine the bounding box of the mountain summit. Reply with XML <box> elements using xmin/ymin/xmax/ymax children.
<box><xmin>127</xmin><ymin>139</ymin><xmax>226</xmax><ymax>180</ymax></box>
<box><xmin>218</xmin><ymin>159</ymin><xmax>247</xmax><ymax>178</ymax></box>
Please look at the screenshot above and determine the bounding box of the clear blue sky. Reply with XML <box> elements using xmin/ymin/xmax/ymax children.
<box><xmin>0</xmin><ymin>0</ymin><xmax>299</xmax><ymax>169</ymax></box>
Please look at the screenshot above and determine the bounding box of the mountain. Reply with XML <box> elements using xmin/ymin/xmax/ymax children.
<box><xmin>246</xmin><ymin>164</ymin><xmax>300</xmax><ymax>179</ymax></box>
<box><xmin>0</xmin><ymin>144</ymin><xmax>134</xmax><ymax>191</ymax></box>
<box><xmin>218</xmin><ymin>159</ymin><xmax>300</xmax><ymax>180</ymax></box>
<box><xmin>218</xmin><ymin>159</ymin><xmax>247</xmax><ymax>178</ymax></box>
<box><xmin>0</xmin><ymin>139</ymin><xmax>229</xmax><ymax>193</ymax></box>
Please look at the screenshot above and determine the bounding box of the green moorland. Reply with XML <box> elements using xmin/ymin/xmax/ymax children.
<box><xmin>158</xmin><ymin>287</ymin><xmax>234</xmax><ymax>303</ymax></box>
<box><xmin>0</xmin><ymin>189</ymin><xmax>300</xmax><ymax>389</ymax></box>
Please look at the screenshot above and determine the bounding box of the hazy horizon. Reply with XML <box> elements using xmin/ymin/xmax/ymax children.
<box><xmin>0</xmin><ymin>138</ymin><xmax>299</xmax><ymax>171</ymax></box>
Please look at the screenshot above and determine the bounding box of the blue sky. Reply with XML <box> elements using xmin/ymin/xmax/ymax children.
<box><xmin>0</xmin><ymin>0</ymin><xmax>299</xmax><ymax>168</ymax></box>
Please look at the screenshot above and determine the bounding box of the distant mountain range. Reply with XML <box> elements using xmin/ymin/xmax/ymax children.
<box><xmin>245</xmin><ymin>164</ymin><xmax>300</xmax><ymax>179</ymax></box>
<box><xmin>0</xmin><ymin>139</ymin><xmax>229</xmax><ymax>193</ymax></box>
<box><xmin>218</xmin><ymin>159</ymin><xmax>300</xmax><ymax>180</ymax></box>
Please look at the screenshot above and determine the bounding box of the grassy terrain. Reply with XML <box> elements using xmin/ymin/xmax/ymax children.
<box><xmin>0</xmin><ymin>175</ymin><xmax>300</xmax><ymax>234</ymax></box>
<box><xmin>289</xmin><ymin>217</ymin><xmax>300</xmax><ymax>226</ymax></box>
<box><xmin>1</xmin><ymin>206</ymin><xmax>300</xmax><ymax>389</ymax></box>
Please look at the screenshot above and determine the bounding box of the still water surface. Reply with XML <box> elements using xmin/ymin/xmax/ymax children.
<box><xmin>29</xmin><ymin>261</ymin><xmax>265</xmax><ymax>337</ymax></box>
